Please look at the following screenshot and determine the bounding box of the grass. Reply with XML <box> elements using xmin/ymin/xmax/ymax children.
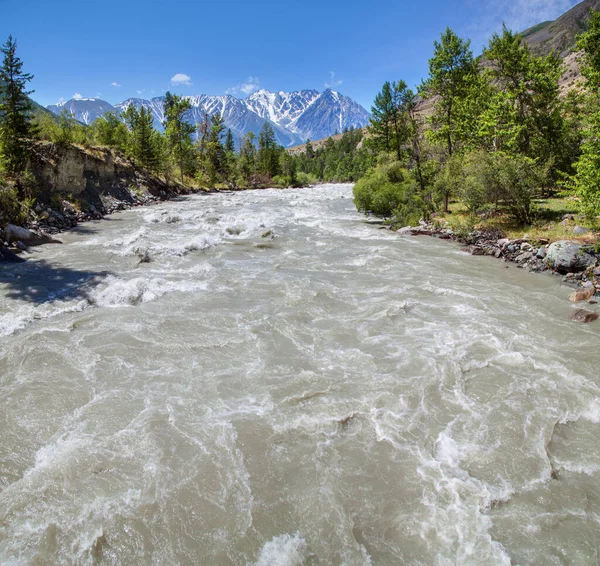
<box><xmin>436</xmin><ymin>196</ymin><xmax>599</xmax><ymax>245</ymax></box>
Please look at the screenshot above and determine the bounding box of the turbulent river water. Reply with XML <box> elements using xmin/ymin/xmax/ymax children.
<box><xmin>1</xmin><ymin>184</ymin><xmax>600</xmax><ymax>565</ymax></box>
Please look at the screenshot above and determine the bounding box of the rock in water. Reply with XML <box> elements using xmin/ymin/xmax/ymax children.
<box><xmin>545</xmin><ymin>240</ymin><xmax>595</xmax><ymax>273</ymax></box>
<box><xmin>569</xmin><ymin>309</ymin><xmax>599</xmax><ymax>323</ymax></box>
<box><xmin>0</xmin><ymin>246</ymin><xmax>26</xmax><ymax>262</ymax></box>
<box><xmin>4</xmin><ymin>224</ymin><xmax>61</xmax><ymax>246</ymax></box>
<box><xmin>569</xmin><ymin>287</ymin><xmax>596</xmax><ymax>303</ymax></box>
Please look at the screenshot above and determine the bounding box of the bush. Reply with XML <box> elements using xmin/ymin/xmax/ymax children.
<box><xmin>353</xmin><ymin>159</ymin><xmax>431</xmax><ymax>224</ymax></box>
<box><xmin>0</xmin><ymin>185</ymin><xmax>32</xmax><ymax>224</ymax></box>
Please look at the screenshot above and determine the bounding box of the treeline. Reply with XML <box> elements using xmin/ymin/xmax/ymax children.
<box><xmin>35</xmin><ymin>101</ymin><xmax>308</xmax><ymax>190</ymax></box>
<box><xmin>353</xmin><ymin>11</ymin><xmax>600</xmax><ymax>227</ymax></box>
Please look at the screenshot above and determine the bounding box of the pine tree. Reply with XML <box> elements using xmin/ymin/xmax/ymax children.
<box><xmin>0</xmin><ymin>36</ymin><xmax>35</xmax><ymax>177</ymax></box>
<box><xmin>206</xmin><ymin>113</ymin><xmax>226</xmax><ymax>186</ymax></box>
<box><xmin>369</xmin><ymin>81</ymin><xmax>393</xmax><ymax>153</ymax></box>
<box><xmin>224</xmin><ymin>128</ymin><xmax>235</xmax><ymax>153</ymax></box>
<box><xmin>257</xmin><ymin>122</ymin><xmax>280</xmax><ymax>178</ymax></box>
<box><xmin>163</xmin><ymin>91</ymin><xmax>195</xmax><ymax>183</ymax></box>
<box><xmin>238</xmin><ymin>132</ymin><xmax>257</xmax><ymax>187</ymax></box>
<box><xmin>121</xmin><ymin>105</ymin><xmax>159</xmax><ymax>170</ymax></box>
<box><xmin>420</xmin><ymin>28</ymin><xmax>477</xmax><ymax>159</ymax></box>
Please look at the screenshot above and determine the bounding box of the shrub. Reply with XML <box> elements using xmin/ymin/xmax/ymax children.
<box><xmin>353</xmin><ymin>159</ymin><xmax>431</xmax><ymax>224</ymax></box>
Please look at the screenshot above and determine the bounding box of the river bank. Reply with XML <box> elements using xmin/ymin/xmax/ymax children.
<box><xmin>387</xmin><ymin>220</ymin><xmax>600</xmax><ymax>320</ymax></box>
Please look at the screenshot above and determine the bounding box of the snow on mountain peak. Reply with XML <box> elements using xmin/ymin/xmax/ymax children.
<box><xmin>46</xmin><ymin>88</ymin><xmax>370</xmax><ymax>146</ymax></box>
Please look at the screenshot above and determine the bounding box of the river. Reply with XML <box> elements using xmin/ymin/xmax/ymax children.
<box><xmin>1</xmin><ymin>184</ymin><xmax>599</xmax><ymax>565</ymax></box>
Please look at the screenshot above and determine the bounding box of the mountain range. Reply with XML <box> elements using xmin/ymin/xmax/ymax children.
<box><xmin>46</xmin><ymin>89</ymin><xmax>371</xmax><ymax>147</ymax></box>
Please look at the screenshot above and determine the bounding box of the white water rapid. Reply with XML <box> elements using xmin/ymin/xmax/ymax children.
<box><xmin>1</xmin><ymin>184</ymin><xmax>599</xmax><ymax>565</ymax></box>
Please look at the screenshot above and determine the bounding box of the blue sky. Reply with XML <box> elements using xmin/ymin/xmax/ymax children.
<box><xmin>0</xmin><ymin>0</ymin><xmax>581</xmax><ymax>111</ymax></box>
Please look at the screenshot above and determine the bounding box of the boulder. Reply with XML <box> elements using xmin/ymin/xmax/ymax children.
<box><xmin>573</xmin><ymin>226</ymin><xmax>589</xmax><ymax>235</ymax></box>
<box><xmin>0</xmin><ymin>245</ymin><xmax>26</xmax><ymax>262</ymax></box>
<box><xmin>569</xmin><ymin>287</ymin><xmax>596</xmax><ymax>303</ymax></box>
<box><xmin>545</xmin><ymin>240</ymin><xmax>596</xmax><ymax>273</ymax></box>
<box><xmin>4</xmin><ymin>224</ymin><xmax>61</xmax><ymax>246</ymax></box>
<box><xmin>569</xmin><ymin>309</ymin><xmax>599</xmax><ymax>323</ymax></box>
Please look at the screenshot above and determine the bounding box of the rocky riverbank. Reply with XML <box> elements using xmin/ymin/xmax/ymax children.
<box><xmin>393</xmin><ymin>220</ymin><xmax>600</xmax><ymax>321</ymax></box>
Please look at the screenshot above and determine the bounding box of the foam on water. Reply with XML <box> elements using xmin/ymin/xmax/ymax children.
<box><xmin>1</xmin><ymin>184</ymin><xmax>600</xmax><ymax>564</ymax></box>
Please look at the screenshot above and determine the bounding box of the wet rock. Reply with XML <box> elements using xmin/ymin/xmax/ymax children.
<box><xmin>15</xmin><ymin>241</ymin><xmax>28</xmax><ymax>251</ymax></box>
<box><xmin>569</xmin><ymin>287</ymin><xmax>596</xmax><ymax>302</ymax></box>
<box><xmin>573</xmin><ymin>226</ymin><xmax>589</xmax><ymax>235</ymax></box>
<box><xmin>545</xmin><ymin>240</ymin><xmax>596</xmax><ymax>273</ymax></box>
<box><xmin>226</xmin><ymin>226</ymin><xmax>243</xmax><ymax>235</ymax></box>
<box><xmin>261</xmin><ymin>230</ymin><xmax>273</xmax><ymax>238</ymax></box>
<box><xmin>0</xmin><ymin>245</ymin><xmax>26</xmax><ymax>262</ymax></box>
<box><xmin>396</xmin><ymin>226</ymin><xmax>413</xmax><ymax>235</ymax></box>
<box><xmin>569</xmin><ymin>309</ymin><xmax>599</xmax><ymax>323</ymax></box>
<box><xmin>4</xmin><ymin>224</ymin><xmax>61</xmax><ymax>246</ymax></box>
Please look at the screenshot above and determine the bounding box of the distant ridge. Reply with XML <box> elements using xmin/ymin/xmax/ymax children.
<box><xmin>46</xmin><ymin>89</ymin><xmax>371</xmax><ymax>148</ymax></box>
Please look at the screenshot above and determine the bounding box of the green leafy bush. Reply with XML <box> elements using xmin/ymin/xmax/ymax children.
<box><xmin>353</xmin><ymin>158</ymin><xmax>431</xmax><ymax>224</ymax></box>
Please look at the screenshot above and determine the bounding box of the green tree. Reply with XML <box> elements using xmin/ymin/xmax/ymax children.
<box><xmin>573</xmin><ymin>9</ymin><xmax>600</xmax><ymax>219</ymax></box>
<box><xmin>121</xmin><ymin>105</ymin><xmax>159</xmax><ymax>170</ymax></box>
<box><xmin>482</xmin><ymin>25</ymin><xmax>565</xmax><ymax>169</ymax></box>
<box><xmin>0</xmin><ymin>35</ymin><xmax>35</xmax><ymax>178</ymax></box>
<box><xmin>238</xmin><ymin>132</ymin><xmax>257</xmax><ymax>187</ymax></box>
<box><xmin>257</xmin><ymin>122</ymin><xmax>280</xmax><ymax>178</ymax></box>
<box><xmin>420</xmin><ymin>28</ymin><xmax>477</xmax><ymax>159</ymax></box>
<box><xmin>163</xmin><ymin>91</ymin><xmax>195</xmax><ymax>183</ymax></box>
<box><xmin>205</xmin><ymin>113</ymin><xmax>226</xmax><ymax>186</ymax></box>
<box><xmin>91</xmin><ymin>112</ymin><xmax>128</xmax><ymax>151</ymax></box>
<box><xmin>369</xmin><ymin>81</ymin><xmax>394</xmax><ymax>154</ymax></box>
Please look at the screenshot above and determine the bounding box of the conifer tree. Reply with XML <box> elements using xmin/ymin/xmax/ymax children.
<box><xmin>163</xmin><ymin>91</ymin><xmax>195</xmax><ymax>183</ymax></box>
<box><xmin>238</xmin><ymin>132</ymin><xmax>257</xmax><ymax>186</ymax></box>
<box><xmin>369</xmin><ymin>81</ymin><xmax>394</xmax><ymax>153</ymax></box>
<box><xmin>257</xmin><ymin>122</ymin><xmax>280</xmax><ymax>178</ymax></box>
<box><xmin>0</xmin><ymin>36</ymin><xmax>35</xmax><ymax>177</ymax></box>
<box><xmin>224</xmin><ymin>128</ymin><xmax>235</xmax><ymax>153</ymax></box>
<box><xmin>420</xmin><ymin>28</ymin><xmax>477</xmax><ymax>158</ymax></box>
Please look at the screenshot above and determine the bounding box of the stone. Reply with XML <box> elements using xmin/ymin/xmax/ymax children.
<box><xmin>573</xmin><ymin>226</ymin><xmax>589</xmax><ymax>235</ymax></box>
<box><xmin>569</xmin><ymin>309</ymin><xmax>599</xmax><ymax>323</ymax></box>
<box><xmin>545</xmin><ymin>240</ymin><xmax>596</xmax><ymax>273</ymax></box>
<box><xmin>515</xmin><ymin>252</ymin><xmax>533</xmax><ymax>263</ymax></box>
<box><xmin>569</xmin><ymin>287</ymin><xmax>596</xmax><ymax>302</ymax></box>
<box><xmin>536</xmin><ymin>248</ymin><xmax>547</xmax><ymax>259</ymax></box>
<box><xmin>261</xmin><ymin>230</ymin><xmax>273</xmax><ymax>238</ymax></box>
<box><xmin>0</xmin><ymin>245</ymin><xmax>26</xmax><ymax>262</ymax></box>
<box><xmin>498</xmin><ymin>238</ymin><xmax>510</xmax><ymax>247</ymax></box>
<box><xmin>15</xmin><ymin>241</ymin><xmax>28</xmax><ymax>251</ymax></box>
<box><xmin>4</xmin><ymin>224</ymin><xmax>61</xmax><ymax>246</ymax></box>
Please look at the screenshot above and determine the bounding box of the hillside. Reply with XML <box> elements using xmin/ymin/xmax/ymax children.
<box><xmin>289</xmin><ymin>0</ymin><xmax>599</xmax><ymax>154</ymax></box>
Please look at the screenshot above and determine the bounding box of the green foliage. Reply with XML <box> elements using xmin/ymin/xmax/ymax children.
<box><xmin>353</xmin><ymin>157</ymin><xmax>430</xmax><ymax>225</ymax></box>
<box><xmin>257</xmin><ymin>122</ymin><xmax>281</xmax><ymax>178</ymax></box>
<box><xmin>121</xmin><ymin>105</ymin><xmax>161</xmax><ymax>171</ymax></box>
<box><xmin>91</xmin><ymin>112</ymin><xmax>128</xmax><ymax>151</ymax></box>
<box><xmin>419</xmin><ymin>27</ymin><xmax>477</xmax><ymax>157</ymax></box>
<box><xmin>163</xmin><ymin>91</ymin><xmax>195</xmax><ymax>182</ymax></box>
<box><xmin>573</xmin><ymin>9</ymin><xmax>600</xmax><ymax>220</ymax></box>
<box><xmin>0</xmin><ymin>35</ymin><xmax>35</xmax><ymax>177</ymax></box>
<box><xmin>0</xmin><ymin>183</ymin><xmax>32</xmax><ymax>224</ymax></box>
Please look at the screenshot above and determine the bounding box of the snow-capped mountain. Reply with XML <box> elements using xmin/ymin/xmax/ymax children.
<box><xmin>46</xmin><ymin>89</ymin><xmax>370</xmax><ymax>147</ymax></box>
<box><xmin>47</xmin><ymin>98</ymin><xmax>116</xmax><ymax>126</ymax></box>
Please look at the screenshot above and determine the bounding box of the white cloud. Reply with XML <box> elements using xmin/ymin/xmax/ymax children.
<box><xmin>111</xmin><ymin>82</ymin><xmax>121</xmax><ymax>88</ymax></box>
<box><xmin>170</xmin><ymin>73</ymin><xmax>192</xmax><ymax>86</ymax></box>
<box><xmin>56</xmin><ymin>96</ymin><xmax>65</xmax><ymax>103</ymax></box>
<box><xmin>73</xmin><ymin>93</ymin><xmax>83</xmax><ymax>100</ymax></box>
<box><xmin>137</xmin><ymin>90</ymin><xmax>144</xmax><ymax>95</ymax></box>
<box><xmin>226</xmin><ymin>76</ymin><xmax>260</xmax><ymax>96</ymax></box>
<box><xmin>325</xmin><ymin>71</ymin><xmax>342</xmax><ymax>89</ymax></box>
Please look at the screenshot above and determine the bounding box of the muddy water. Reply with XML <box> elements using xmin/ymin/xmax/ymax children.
<box><xmin>1</xmin><ymin>184</ymin><xmax>599</xmax><ymax>565</ymax></box>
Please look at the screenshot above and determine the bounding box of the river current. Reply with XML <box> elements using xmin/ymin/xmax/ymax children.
<box><xmin>1</xmin><ymin>184</ymin><xmax>599</xmax><ymax>565</ymax></box>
